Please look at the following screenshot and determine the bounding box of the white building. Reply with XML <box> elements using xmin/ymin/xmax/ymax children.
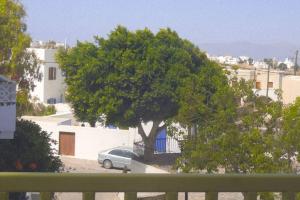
<box><xmin>28</xmin><ymin>41</ymin><xmax>66</xmax><ymax>104</ymax></box>
<box><xmin>253</xmin><ymin>61</ymin><xmax>269</xmax><ymax>69</ymax></box>
<box><xmin>208</xmin><ymin>55</ymin><xmax>239</xmax><ymax>65</ymax></box>
<box><xmin>283</xmin><ymin>58</ymin><xmax>294</xmax><ymax>69</ymax></box>
<box><xmin>238</xmin><ymin>56</ymin><xmax>250</xmax><ymax>64</ymax></box>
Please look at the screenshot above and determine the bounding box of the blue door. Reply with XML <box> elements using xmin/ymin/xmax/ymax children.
<box><xmin>155</xmin><ymin>128</ymin><xmax>166</xmax><ymax>153</ymax></box>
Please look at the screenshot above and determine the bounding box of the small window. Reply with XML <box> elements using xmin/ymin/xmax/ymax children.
<box><xmin>267</xmin><ymin>82</ymin><xmax>273</xmax><ymax>88</ymax></box>
<box><xmin>256</xmin><ymin>82</ymin><xmax>261</xmax><ymax>89</ymax></box>
<box><xmin>122</xmin><ymin>150</ymin><xmax>136</xmax><ymax>158</ymax></box>
<box><xmin>47</xmin><ymin>98</ymin><xmax>56</xmax><ymax>104</ymax></box>
<box><xmin>109</xmin><ymin>149</ymin><xmax>124</xmax><ymax>157</ymax></box>
<box><xmin>49</xmin><ymin>67</ymin><xmax>56</xmax><ymax>80</ymax></box>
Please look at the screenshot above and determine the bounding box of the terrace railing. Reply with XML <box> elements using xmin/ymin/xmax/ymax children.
<box><xmin>0</xmin><ymin>173</ymin><xmax>300</xmax><ymax>200</ymax></box>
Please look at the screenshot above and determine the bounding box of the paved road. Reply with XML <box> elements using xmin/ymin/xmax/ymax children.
<box><xmin>60</xmin><ymin>156</ymin><xmax>122</xmax><ymax>173</ymax></box>
<box><xmin>55</xmin><ymin>156</ymin><xmax>121</xmax><ymax>200</ymax></box>
<box><xmin>57</xmin><ymin>157</ymin><xmax>245</xmax><ymax>200</ymax></box>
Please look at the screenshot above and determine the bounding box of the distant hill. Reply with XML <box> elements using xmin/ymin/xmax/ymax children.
<box><xmin>198</xmin><ymin>42</ymin><xmax>300</xmax><ymax>60</ymax></box>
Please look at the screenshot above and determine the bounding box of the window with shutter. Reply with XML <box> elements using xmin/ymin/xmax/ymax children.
<box><xmin>49</xmin><ymin>67</ymin><xmax>56</xmax><ymax>80</ymax></box>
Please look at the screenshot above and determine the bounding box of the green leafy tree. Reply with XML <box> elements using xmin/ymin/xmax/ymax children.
<box><xmin>277</xmin><ymin>63</ymin><xmax>287</xmax><ymax>70</ymax></box>
<box><xmin>16</xmin><ymin>90</ymin><xmax>56</xmax><ymax>117</ymax></box>
<box><xmin>174</xmin><ymin>72</ymin><xmax>293</xmax><ymax>199</ymax></box>
<box><xmin>0</xmin><ymin>120</ymin><xmax>62</xmax><ymax>171</ymax></box>
<box><xmin>0</xmin><ymin>119</ymin><xmax>62</xmax><ymax>199</ymax></box>
<box><xmin>57</xmin><ymin>26</ymin><xmax>210</xmax><ymax>160</ymax></box>
<box><xmin>0</xmin><ymin>0</ymin><xmax>39</xmax><ymax>91</ymax></box>
<box><xmin>0</xmin><ymin>0</ymin><xmax>41</xmax><ymax>119</ymax></box>
<box><xmin>279</xmin><ymin>97</ymin><xmax>300</xmax><ymax>172</ymax></box>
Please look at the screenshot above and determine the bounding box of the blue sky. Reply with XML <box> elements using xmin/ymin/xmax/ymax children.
<box><xmin>22</xmin><ymin>0</ymin><xmax>300</xmax><ymax>47</ymax></box>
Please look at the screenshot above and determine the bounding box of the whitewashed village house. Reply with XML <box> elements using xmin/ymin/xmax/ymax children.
<box><xmin>28</xmin><ymin>41</ymin><xmax>66</xmax><ymax>104</ymax></box>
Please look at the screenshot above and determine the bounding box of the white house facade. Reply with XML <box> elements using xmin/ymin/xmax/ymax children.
<box><xmin>28</xmin><ymin>41</ymin><xmax>66</xmax><ymax>104</ymax></box>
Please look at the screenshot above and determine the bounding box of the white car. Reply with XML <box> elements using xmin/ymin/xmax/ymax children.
<box><xmin>98</xmin><ymin>146</ymin><xmax>140</xmax><ymax>169</ymax></box>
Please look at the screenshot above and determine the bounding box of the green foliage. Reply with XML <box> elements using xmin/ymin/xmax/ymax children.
<box><xmin>0</xmin><ymin>120</ymin><xmax>62</xmax><ymax>199</ymax></box>
<box><xmin>57</xmin><ymin>26</ymin><xmax>208</xmax><ymax>127</ymax></box>
<box><xmin>0</xmin><ymin>0</ymin><xmax>39</xmax><ymax>91</ymax></box>
<box><xmin>175</xmin><ymin>76</ymin><xmax>300</xmax><ymax>199</ymax></box>
<box><xmin>280</xmin><ymin>97</ymin><xmax>300</xmax><ymax>171</ymax></box>
<box><xmin>0</xmin><ymin>0</ymin><xmax>41</xmax><ymax>119</ymax></box>
<box><xmin>176</xmin><ymin>75</ymin><xmax>294</xmax><ymax>174</ymax></box>
<box><xmin>175</xmin><ymin>61</ymin><xmax>231</xmax><ymax>127</ymax></box>
<box><xmin>277</xmin><ymin>63</ymin><xmax>288</xmax><ymax>70</ymax></box>
<box><xmin>16</xmin><ymin>90</ymin><xmax>56</xmax><ymax>116</ymax></box>
<box><xmin>57</xmin><ymin>26</ymin><xmax>212</xmax><ymax>159</ymax></box>
<box><xmin>0</xmin><ymin>119</ymin><xmax>62</xmax><ymax>172</ymax></box>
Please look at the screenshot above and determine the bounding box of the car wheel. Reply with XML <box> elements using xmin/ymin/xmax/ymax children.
<box><xmin>103</xmin><ymin>159</ymin><xmax>112</xmax><ymax>169</ymax></box>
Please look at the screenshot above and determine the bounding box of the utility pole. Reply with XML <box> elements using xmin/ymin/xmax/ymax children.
<box><xmin>266</xmin><ymin>59</ymin><xmax>272</xmax><ymax>98</ymax></box>
<box><xmin>294</xmin><ymin>50</ymin><xmax>299</xmax><ymax>75</ymax></box>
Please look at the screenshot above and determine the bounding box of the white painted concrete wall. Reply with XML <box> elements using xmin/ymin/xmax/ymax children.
<box><xmin>23</xmin><ymin>118</ymin><xmax>135</xmax><ymax>160</ymax></box>
<box><xmin>131</xmin><ymin>160</ymin><xmax>169</xmax><ymax>173</ymax></box>
<box><xmin>54</xmin><ymin>103</ymin><xmax>72</xmax><ymax>114</ymax></box>
<box><xmin>254</xmin><ymin>89</ymin><xmax>279</xmax><ymax>101</ymax></box>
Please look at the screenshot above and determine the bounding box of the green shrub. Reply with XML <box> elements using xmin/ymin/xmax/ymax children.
<box><xmin>0</xmin><ymin>119</ymin><xmax>62</xmax><ymax>172</ymax></box>
<box><xmin>16</xmin><ymin>90</ymin><xmax>56</xmax><ymax>116</ymax></box>
<box><xmin>0</xmin><ymin>119</ymin><xmax>62</xmax><ymax>199</ymax></box>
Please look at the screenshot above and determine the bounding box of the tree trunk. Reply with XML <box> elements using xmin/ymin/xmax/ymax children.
<box><xmin>144</xmin><ymin>137</ymin><xmax>155</xmax><ymax>162</ymax></box>
<box><xmin>138</xmin><ymin>120</ymin><xmax>163</xmax><ymax>162</ymax></box>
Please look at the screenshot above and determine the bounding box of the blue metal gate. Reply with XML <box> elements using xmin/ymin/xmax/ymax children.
<box><xmin>155</xmin><ymin>128</ymin><xmax>166</xmax><ymax>153</ymax></box>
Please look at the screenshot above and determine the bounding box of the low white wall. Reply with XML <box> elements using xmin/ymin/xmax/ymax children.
<box><xmin>131</xmin><ymin>160</ymin><xmax>168</xmax><ymax>174</ymax></box>
<box><xmin>62</xmin><ymin>125</ymin><xmax>133</xmax><ymax>160</ymax></box>
<box><xmin>25</xmin><ymin>120</ymin><xmax>134</xmax><ymax>160</ymax></box>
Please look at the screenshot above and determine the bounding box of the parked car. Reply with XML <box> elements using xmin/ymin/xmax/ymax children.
<box><xmin>98</xmin><ymin>146</ymin><xmax>140</xmax><ymax>169</ymax></box>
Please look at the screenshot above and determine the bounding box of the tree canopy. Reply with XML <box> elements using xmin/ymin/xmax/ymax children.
<box><xmin>0</xmin><ymin>120</ymin><xmax>62</xmax><ymax>200</ymax></box>
<box><xmin>0</xmin><ymin>119</ymin><xmax>62</xmax><ymax>172</ymax></box>
<box><xmin>173</xmin><ymin>71</ymin><xmax>300</xmax><ymax>199</ymax></box>
<box><xmin>57</xmin><ymin>26</ymin><xmax>219</xmax><ymax>160</ymax></box>
<box><xmin>0</xmin><ymin>0</ymin><xmax>39</xmax><ymax>91</ymax></box>
<box><xmin>277</xmin><ymin>63</ymin><xmax>287</xmax><ymax>70</ymax></box>
<box><xmin>175</xmin><ymin>73</ymin><xmax>292</xmax><ymax>173</ymax></box>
